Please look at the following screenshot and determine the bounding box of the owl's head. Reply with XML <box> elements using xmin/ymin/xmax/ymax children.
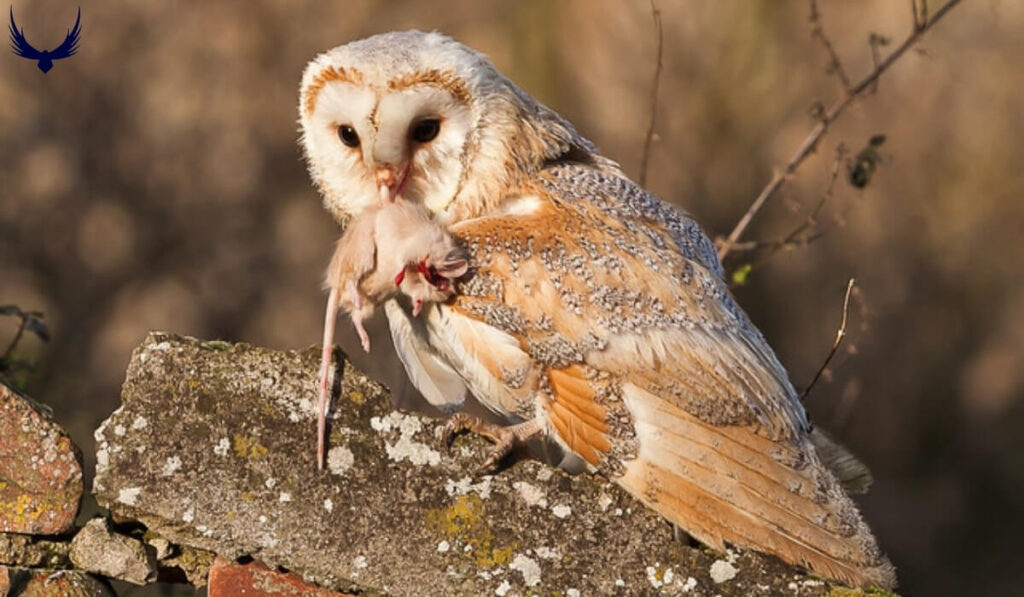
<box><xmin>299</xmin><ymin>31</ymin><xmax>599</xmax><ymax>223</ymax></box>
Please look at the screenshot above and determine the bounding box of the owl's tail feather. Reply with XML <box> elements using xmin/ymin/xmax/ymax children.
<box><xmin>617</xmin><ymin>385</ymin><xmax>896</xmax><ymax>590</ymax></box>
<box><xmin>810</xmin><ymin>427</ymin><xmax>874</xmax><ymax>495</ymax></box>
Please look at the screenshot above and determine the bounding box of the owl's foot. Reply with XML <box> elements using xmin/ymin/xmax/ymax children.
<box><xmin>443</xmin><ymin>413</ymin><xmax>542</xmax><ymax>473</ymax></box>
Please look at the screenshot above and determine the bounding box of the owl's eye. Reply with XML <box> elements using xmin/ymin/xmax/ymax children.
<box><xmin>411</xmin><ymin>118</ymin><xmax>441</xmax><ymax>143</ymax></box>
<box><xmin>338</xmin><ymin>125</ymin><xmax>360</xmax><ymax>148</ymax></box>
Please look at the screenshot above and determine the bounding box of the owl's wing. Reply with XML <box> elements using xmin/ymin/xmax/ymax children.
<box><xmin>450</xmin><ymin>168</ymin><xmax>807</xmax><ymax>442</ymax></box>
<box><xmin>385</xmin><ymin>299</ymin><xmax>468</xmax><ymax>413</ymax></box>
<box><xmin>421</xmin><ymin>167</ymin><xmax>893</xmax><ymax>589</ymax></box>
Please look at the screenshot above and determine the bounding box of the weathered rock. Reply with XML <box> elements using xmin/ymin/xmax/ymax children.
<box><xmin>158</xmin><ymin>542</ymin><xmax>216</xmax><ymax>586</ymax></box>
<box><xmin>0</xmin><ymin>532</ymin><xmax>71</xmax><ymax>569</ymax></box>
<box><xmin>0</xmin><ymin>384</ymin><xmax>83</xmax><ymax>535</ymax></box>
<box><xmin>92</xmin><ymin>333</ymin><xmax>838</xmax><ymax>596</ymax></box>
<box><xmin>0</xmin><ymin>566</ymin><xmax>113</xmax><ymax>596</ymax></box>
<box><xmin>69</xmin><ymin>518</ymin><xmax>156</xmax><ymax>585</ymax></box>
<box><xmin>208</xmin><ymin>557</ymin><xmax>356</xmax><ymax>597</ymax></box>
<box><xmin>143</xmin><ymin>533</ymin><xmax>173</xmax><ymax>561</ymax></box>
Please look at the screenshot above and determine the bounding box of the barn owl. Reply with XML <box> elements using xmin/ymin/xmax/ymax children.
<box><xmin>316</xmin><ymin>197</ymin><xmax>468</xmax><ymax>469</ymax></box>
<box><xmin>299</xmin><ymin>31</ymin><xmax>895</xmax><ymax>589</ymax></box>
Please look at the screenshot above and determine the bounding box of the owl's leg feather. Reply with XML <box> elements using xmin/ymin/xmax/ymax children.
<box><xmin>317</xmin><ymin>285</ymin><xmax>341</xmax><ymax>471</ymax></box>
<box><xmin>443</xmin><ymin>413</ymin><xmax>542</xmax><ymax>473</ymax></box>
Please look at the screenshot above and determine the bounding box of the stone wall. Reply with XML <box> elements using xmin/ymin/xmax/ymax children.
<box><xmin>0</xmin><ymin>333</ymin><xmax>882</xmax><ymax>596</ymax></box>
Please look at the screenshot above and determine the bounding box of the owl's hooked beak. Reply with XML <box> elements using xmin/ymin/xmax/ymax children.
<box><xmin>375</xmin><ymin>164</ymin><xmax>409</xmax><ymax>204</ymax></box>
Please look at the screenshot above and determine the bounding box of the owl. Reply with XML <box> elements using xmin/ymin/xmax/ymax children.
<box><xmin>299</xmin><ymin>31</ymin><xmax>895</xmax><ymax>589</ymax></box>
<box><xmin>315</xmin><ymin>197</ymin><xmax>468</xmax><ymax>468</ymax></box>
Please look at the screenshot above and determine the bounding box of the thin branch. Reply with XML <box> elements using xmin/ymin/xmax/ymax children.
<box><xmin>727</xmin><ymin>144</ymin><xmax>845</xmax><ymax>260</ymax></box>
<box><xmin>638</xmin><ymin>0</ymin><xmax>663</xmax><ymax>188</ymax></box>
<box><xmin>809</xmin><ymin>0</ymin><xmax>851</xmax><ymax>92</ymax></box>
<box><xmin>912</xmin><ymin>0</ymin><xmax>930</xmax><ymax>31</ymax></box>
<box><xmin>1</xmin><ymin>315</ymin><xmax>29</xmax><ymax>367</ymax></box>
<box><xmin>717</xmin><ymin>0</ymin><xmax>963</xmax><ymax>260</ymax></box>
<box><xmin>800</xmin><ymin>278</ymin><xmax>856</xmax><ymax>402</ymax></box>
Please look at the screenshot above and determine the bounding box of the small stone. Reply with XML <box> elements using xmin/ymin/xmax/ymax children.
<box><xmin>208</xmin><ymin>557</ymin><xmax>355</xmax><ymax>596</ymax></box>
<box><xmin>70</xmin><ymin>518</ymin><xmax>157</xmax><ymax>585</ymax></box>
<box><xmin>146</xmin><ymin>536</ymin><xmax>174</xmax><ymax>560</ymax></box>
<box><xmin>0</xmin><ymin>384</ymin><xmax>83</xmax><ymax>534</ymax></box>
<box><xmin>162</xmin><ymin>545</ymin><xmax>216</xmax><ymax>586</ymax></box>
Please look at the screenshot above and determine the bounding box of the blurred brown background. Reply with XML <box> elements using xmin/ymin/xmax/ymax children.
<box><xmin>2</xmin><ymin>1</ymin><xmax>1021</xmax><ymax>595</ymax></box>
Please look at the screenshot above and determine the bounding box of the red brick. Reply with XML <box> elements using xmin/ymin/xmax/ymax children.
<box><xmin>0</xmin><ymin>566</ymin><xmax>113</xmax><ymax>596</ymax></box>
<box><xmin>208</xmin><ymin>557</ymin><xmax>357</xmax><ymax>597</ymax></box>
<box><xmin>0</xmin><ymin>384</ymin><xmax>83</xmax><ymax>535</ymax></box>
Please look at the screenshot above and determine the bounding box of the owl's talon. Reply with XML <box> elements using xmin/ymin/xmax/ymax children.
<box><xmin>442</xmin><ymin>414</ymin><xmax>542</xmax><ymax>473</ymax></box>
<box><xmin>442</xmin><ymin>413</ymin><xmax>473</xmax><ymax>449</ymax></box>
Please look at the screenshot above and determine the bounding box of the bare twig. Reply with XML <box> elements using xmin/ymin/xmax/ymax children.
<box><xmin>867</xmin><ymin>33</ymin><xmax>890</xmax><ymax>94</ymax></box>
<box><xmin>800</xmin><ymin>278</ymin><xmax>856</xmax><ymax>402</ymax></box>
<box><xmin>725</xmin><ymin>146</ymin><xmax>852</xmax><ymax>288</ymax></box>
<box><xmin>717</xmin><ymin>0</ymin><xmax>962</xmax><ymax>260</ymax></box>
<box><xmin>809</xmin><ymin>0</ymin><xmax>851</xmax><ymax>92</ymax></box>
<box><xmin>0</xmin><ymin>317</ymin><xmax>28</xmax><ymax>367</ymax></box>
<box><xmin>0</xmin><ymin>306</ymin><xmax>49</xmax><ymax>376</ymax></box>
<box><xmin>638</xmin><ymin>0</ymin><xmax>663</xmax><ymax>187</ymax></box>
<box><xmin>727</xmin><ymin>144</ymin><xmax>845</xmax><ymax>261</ymax></box>
<box><xmin>912</xmin><ymin>0</ymin><xmax>930</xmax><ymax>30</ymax></box>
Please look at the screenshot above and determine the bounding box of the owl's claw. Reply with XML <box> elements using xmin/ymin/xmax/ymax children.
<box><xmin>443</xmin><ymin>413</ymin><xmax>542</xmax><ymax>473</ymax></box>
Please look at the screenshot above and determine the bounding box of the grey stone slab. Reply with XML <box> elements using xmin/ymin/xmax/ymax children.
<box><xmin>92</xmin><ymin>332</ymin><xmax>831</xmax><ymax>596</ymax></box>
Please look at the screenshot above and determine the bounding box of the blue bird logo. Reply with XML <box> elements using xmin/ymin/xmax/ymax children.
<box><xmin>9</xmin><ymin>6</ymin><xmax>81</xmax><ymax>73</ymax></box>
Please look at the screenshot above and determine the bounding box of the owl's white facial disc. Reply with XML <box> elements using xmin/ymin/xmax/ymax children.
<box><xmin>300</xmin><ymin>65</ymin><xmax>474</xmax><ymax>221</ymax></box>
<box><xmin>301</xmin><ymin>30</ymin><xmax>600</xmax><ymax>223</ymax></box>
<box><xmin>302</xmin><ymin>82</ymin><xmax>379</xmax><ymax>216</ymax></box>
<box><xmin>376</xmin><ymin>87</ymin><xmax>472</xmax><ymax>213</ymax></box>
